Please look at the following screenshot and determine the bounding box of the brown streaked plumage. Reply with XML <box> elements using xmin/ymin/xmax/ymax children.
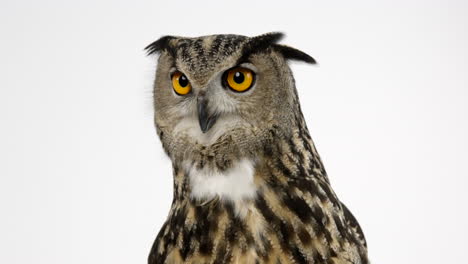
<box><xmin>145</xmin><ymin>33</ymin><xmax>369</xmax><ymax>264</ymax></box>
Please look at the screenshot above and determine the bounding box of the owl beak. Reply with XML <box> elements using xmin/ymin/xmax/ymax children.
<box><xmin>197</xmin><ymin>97</ymin><xmax>218</xmax><ymax>133</ymax></box>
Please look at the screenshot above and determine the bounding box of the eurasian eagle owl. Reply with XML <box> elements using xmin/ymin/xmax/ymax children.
<box><xmin>145</xmin><ymin>32</ymin><xmax>369</xmax><ymax>264</ymax></box>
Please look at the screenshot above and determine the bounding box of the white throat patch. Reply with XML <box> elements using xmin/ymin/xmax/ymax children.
<box><xmin>184</xmin><ymin>159</ymin><xmax>257</xmax><ymax>202</ymax></box>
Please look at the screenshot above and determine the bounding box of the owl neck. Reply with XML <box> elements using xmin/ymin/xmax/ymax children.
<box><xmin>170</xmin><ymin>112</ymin><xmax>329</xmax><ymax>204</ymax></box>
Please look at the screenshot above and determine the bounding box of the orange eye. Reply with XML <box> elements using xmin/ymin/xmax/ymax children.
<box><xmin>171</xmin><ymin>71</ymin><xmax>192</xmax><ymax>95</ymax></box>
<box><xmin>224</xmin><ymin>67</ymin><xmax>255</xmax><ymax>92</ymax></box>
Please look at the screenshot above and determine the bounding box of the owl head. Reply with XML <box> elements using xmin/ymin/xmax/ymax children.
<box><xmin>145</xmin><ymin>33</ymin><xmax>316</xmax><ymax>168</ymax></box>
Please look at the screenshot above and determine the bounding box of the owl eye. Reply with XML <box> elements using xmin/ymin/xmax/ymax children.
<box><xmin>223</xmin><ymin>67</ymin><xmax>255</xmax><ymax>92</ymax></box>
<box><xmin>171</xmin><ymin>71</ymin><xmax>192</xmax><ymax>95</ymax></box>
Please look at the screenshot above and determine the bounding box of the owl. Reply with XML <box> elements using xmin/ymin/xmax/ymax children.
<box><xmin>145</xmin><ymin>33</ymin><xmax>369</xmax><ymax>264</ymax></box>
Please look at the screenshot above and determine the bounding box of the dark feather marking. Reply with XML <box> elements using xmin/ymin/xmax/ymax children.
<box><xmin>192</xmin><ymin>38</ymin><xmax>209</xmax><ymax>72</ymax></box>
<box><xmin>275</xmin><ymin>155</ymin><xmax>296</xmax><ymax>178</ymax></box>
<box><xmin>224</xmin><ymin>202</ymin><xmax>241</xmax><ymax>245</ymax></box>
<box><xmin>297</xmin><ymin>227</ymin><xmax>312</xmax><ymax>245</ymax></box>
<box><xmin>273</xmin><ymin>44</ymin><xmax>317</xmax><ymax>64</ymax></box>
<box><xmin>180</xmin><ymin>228</ymin><xmax>192</xmax><ymax>260</ymax></box>
<box><xmin>179</xmin><ymin>42</ymin><xmax>192</xmax><ymax>65</ymax></box>
<box><xmin>294</xmin><ymin>114</ymin><xmax>328</xmax><ymax>178</ymax></box>
<box><xmin>312</xmin><ymin>248</ymin><xmax>326</xmax><ymax>263</ymax></box>
<box><xmin>255</xmin><ymin>195</ymin><xmax>291</xmax><ymax>252</ymax></box>
<box><xmin>237</xmin><ymin>32</ymin><xmax>284</xmax><ymax>64</ymax></box>
<box><xmin>310</xmin><ymin>207</ymin><xmax>333</xmax><ymax>244</ymax></box>
<box><xmin>145</xmin><ymin>36</ymin><xmax>177</xmax><ymax>57</ymax></box>
<box><xmin>288</xmin><ymin>138</ymin><xmax>306</xmax><ymax>171</ymax></box>
<box><xmin>332</xmin><ymin>214</ymin><xmax>349</xmax><ymax>244</ymax></box>
<box><xmin>199</xmin><ymin>239</ymin><xmax>213</xmax><ymax>255</ymax></box>
<box><xmin>209</xmin><ymin>35</ymin><xmax>223</xmax><ymax>58</ymax></box>
<box><xmin>318</xmin><ymin>181</ymin><xmax>340</xmax><ymax>208</ymax></box>
<box><xmin>294</xmin><ymin>177</ymin><xmax>328</xmax><ymax>203</ymax></box>
<box><xmin>282</xmin><ymin>194</ymin><xmax>313</xmax><ymax>223</ymax></box>
<box><xmin>341</xmin><ymin>202</ymin><xmax>367</xmax><ymax>248</ymax></box>
<box><xmin>279</xmin><ymin>220</ymin><xmax>294</xmax><ymax>244</ymax></box>
<box><xmin>292</xmin><ymin>246</ymin><xmax>308</xmax><ymax>264</ymax></box>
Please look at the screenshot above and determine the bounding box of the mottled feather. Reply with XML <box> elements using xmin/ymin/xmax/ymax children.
<box><xmin>146</xmin><ymin>33</ymin><xmax>369</xmax><ymax>264</ymax></box>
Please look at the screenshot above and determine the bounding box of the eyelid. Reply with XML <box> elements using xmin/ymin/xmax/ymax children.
<box><xmin>221</xmin><ymin>63</ymin><xmax>257</xmax><ymax>76</ymax></box>
<box><xmin>168</xmin><ymin>67</ymin><xmax>177</xmax><ymax>78</ymax></box>
<box><xmin>237</xmin><ymin>62</ymin><xmax>257</xmax><ymax>72</ymax></box>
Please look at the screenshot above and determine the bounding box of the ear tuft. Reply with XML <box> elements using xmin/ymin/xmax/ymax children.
<box><xmin>273</xmin><ymin>44</ymin><xmax>317</xmax><ymax>64</ymax></box>
<box><xmin>144</xmin><ymin>36</ymin><xmax>176</xmax><ymax>56</ymax></box>
<box><xmin>237</xmin><ymin>32</ymin><xmax>284</xmax><ymax>62</ymax></box>
<box><xmin>250</xmin><ymin>32</ymin><xmax>285</xmax><ymax>48</ymax></box>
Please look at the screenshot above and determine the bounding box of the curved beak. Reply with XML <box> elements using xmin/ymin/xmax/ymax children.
<box><xmin>197</xmin><ymin>97</ymin><xmax>218</xmax><ymax>133</ymax></box>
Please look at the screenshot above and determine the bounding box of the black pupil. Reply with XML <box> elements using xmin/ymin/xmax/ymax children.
<box><xmin>233</xmin><ymin>72</ymin><xmax>245</xmax><ymax>84</ymax></box>
<box><xmin>178</xmin><ymin>75</ymin><xmax>188</xmax><ymax>87</ymax></box>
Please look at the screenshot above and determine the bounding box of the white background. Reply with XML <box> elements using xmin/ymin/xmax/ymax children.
<box><xmin>1</xmin><ymin>0</ymin><xmax>467</xmax><ymax>263</ymax></box>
